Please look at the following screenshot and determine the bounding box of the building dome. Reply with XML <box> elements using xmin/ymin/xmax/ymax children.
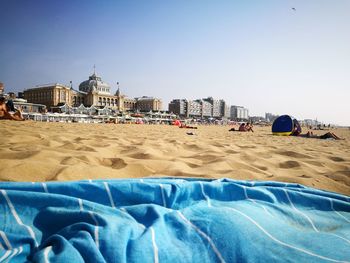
<box><xmin>79</xmin><ymin>73</ymin><xmax>111</xmax><ymax>95</ymax></box>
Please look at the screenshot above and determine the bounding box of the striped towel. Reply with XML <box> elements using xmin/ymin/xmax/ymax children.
<box><xmin>0</xmin><ymin>178</ymin><xmax>349</xmax><ymax>262</ymax></box>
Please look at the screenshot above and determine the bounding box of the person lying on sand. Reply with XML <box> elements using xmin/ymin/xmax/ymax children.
<box><xmin>229</xmin><ymin>123</ymin><xmax>254</xmax><ymax>132</ymax></box>
<box><xmin>179</xmin><ymin>123</ymin><xmax>198</xmax><ymax>129</ymax></box>
<box><xmin>299</xmin><ymin>131</ymin><xmax>343</xmax><ymax>140</ymax></box>
<box><xmin>0</xmin><ymin>97</ymin><xmax>24</xmax><ymax>121</ymax></box>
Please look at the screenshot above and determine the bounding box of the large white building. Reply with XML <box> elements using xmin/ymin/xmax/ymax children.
<box><xmin>203</xmin><ymin>97</ymin><xmax>221</xmax><ymax>117</ymax></box>
<box><xmin>168</xmin><ymin>99</ymin><xmax>187</xmax><ymax>117</ymax></box>
<box><xmin>168</xmin><ymin>97</ymin><xmax>230</xmax><ymax>119</ymax></box>
<box><xmin>135</xmin><ymin>96</ymin><xmax>162</xmax><ymax>112</ymax></box>
<box><xmin>201</xmin><ymin>100</ymin><xmax>212</xmax><ymax>117</ymax></box>
<box><xmin>230</xmin><ymin>105</ymin><xmax>249</xmax><ymax>120</ymax></box>
<box><xmin>187</xmin><ymin>100</ymin><xmax>202</xmax><ymax>117</ymax></box>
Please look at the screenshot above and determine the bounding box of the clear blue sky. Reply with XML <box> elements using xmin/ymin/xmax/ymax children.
<box><xmin>1</xmin><ymin>0</ymin><xmax>349</xmax><ymax>125</ymax></box>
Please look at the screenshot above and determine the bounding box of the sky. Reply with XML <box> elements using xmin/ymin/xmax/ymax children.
<box><xmin>1</xmin><ymin>0</ymin><xmax>349</xmax><ymax>126</ymax></box>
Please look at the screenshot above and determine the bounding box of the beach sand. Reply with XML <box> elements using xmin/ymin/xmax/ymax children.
<box><xmin>0</xmin><ymin>121</ymin><xmax>349</xmax><ymax>195</ymax></box>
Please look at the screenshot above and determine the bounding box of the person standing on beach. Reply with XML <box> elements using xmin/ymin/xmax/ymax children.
<box><xmin>0</xmin><ymin>97</ymin><xmax>24</xmax><ymax>121</ymax></box>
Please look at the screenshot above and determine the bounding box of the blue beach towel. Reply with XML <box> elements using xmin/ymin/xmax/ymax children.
<box><xmin>0</xmin><ymin>178</ymin><xmax>349</xmax><ymax>262</ymax></box>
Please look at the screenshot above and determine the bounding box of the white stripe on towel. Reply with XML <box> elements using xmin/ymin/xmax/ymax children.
<box><xmin>150</xmin><ymin>227</ymin><xmax>159</xmax><ymax>263</ymax></box>
<box><xmin>159</xmin><ymin>184</ymin><xmax>166</xmax><ymax>207</ymax></box>
<box><xmin>0</xmin><ymin>231</ymin><xmax>12</xmax><ymax>250</ymax></box>
<box><xmin>78</xmin><ymin>198</ymin><xmax>84</xmax><ymax>211</ymax></box>
<box><xmin>284</xmin><ymin>189</ymin><xmax>318</xmax><ymax>232</ymax></box>
<box><xmin>103</xmin><ymin>182</ymin><xmax>115</xmax><ymax>208</ymax></box>
<box><xmin>328</xmin><ymin>233</ymin><xmax>350</xmax><ymax>245</ymax></box>
<box><xmin>243</xmin><ymin>186</ymin><xmax>272</xmax><ymax>217</ymax></box>
<box><xmin>227</xmin><ymin>206</ymin><xmax>348</xmax><ymax>263</ymax></box>
<box><xmin>0</xmin><ymin>246</ymin><xmax>22</xmax><ymax>262</ymax></box>
<box><xmin>0</xmin><ymin>250</ymin><xmax>11</xmax><ymax>262</ymax></box>
<box><xmin>88</xmin><ymin>211</ymin><xmax>100</xmax><ymax>249</ymax></box>
<box><xmin>43</xmin><ymin>246</ymin><xmax>52</xmax><ymax>263</ymax></box>
<box><xmin>329</xmin><ymin>198</ymin><xmax>350</xmax><ymax>223</ymax></box>
<box><xmin>177</xmin><ymin>211</ymin><xmax>225</xmax><ymax>263</ymax></box>
<box><xmin>0</xmin><ymin>190</ymin><xmax>38</xmax><ymax>247</ymax></box>
<box><xmin>200</xmin><ymin>182</ymin><xmax>211</xmax><ymax>207</ymax></box>
<box><xmin>41</xmin><ymin>183</ymin><xmax>49</xmax><ymax>193</ymax></box>
<box><xmin>6</xmin><ymin>248</ymin><xmax>19</xmax><ymax>262</ymax></box>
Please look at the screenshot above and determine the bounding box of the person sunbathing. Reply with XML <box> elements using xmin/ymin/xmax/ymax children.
<box><xmin>239</xmin><ymin>123</ymin><xmax>246</xmax><ymax>131</ymax></box>
<box><xmin>179</xmin><ymin>123</ymin><xmax>198</xmax><ymax>129</ymax></box>
<box><xmin>0</xmin><ymin>97</ymin><xmax>24</xmax><ymax>121</ymax></box>
<box><xmin>300</xmin><ymin>131</ymin><xmax>343</xmax><ymax>140</ymax></box>
<box><xmin>229</xmin><ymin>123</ymin><xmax>254</xmax><ymax>132</ymax></box>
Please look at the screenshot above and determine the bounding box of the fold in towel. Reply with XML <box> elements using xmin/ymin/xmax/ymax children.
<box><xmin>0</xmin><ymin>178</ymin><xmax>349</xmax><ymax>262</ymax></box>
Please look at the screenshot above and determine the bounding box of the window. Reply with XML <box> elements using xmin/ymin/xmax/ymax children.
<box><xmin>60</xmin><ymin>91</ymin><xmax>65</xmax><ymax>101</ymax></box>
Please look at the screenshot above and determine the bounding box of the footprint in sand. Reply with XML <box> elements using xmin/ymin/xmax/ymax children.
<box><xmin>0</xmin><ymin>150</ymin><xmax>40</xmax><ymax>160</ymax></box>
<box><xmin>298</xmin><ymin>174</ymin><xmax>312</xmax><ymax>178</ymax></box>
<box><xmin>225</xmin><ymin>149</ymin><xmax>239</xmax><ymax>154</ymax></box>
<box><xmin>329</xmin><ymin>156</ymin><xmax>345</xmax><ymax>162</ymax></box>
<box><xmin>101</xmin><ymin>158</ymin><xmax>127</xmax><ymax>169</ymax></box>
<box><xmin>276</xmin><ymin>150</ymin><xmax>312</xmax><ymax>159</ymax></box>
<box><xmin>279</xmin><ymin>160</ymin><xmax>301</xmax><ymax>168</ymax></box>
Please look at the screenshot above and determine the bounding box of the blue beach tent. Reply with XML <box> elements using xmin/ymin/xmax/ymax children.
<box><xmin>272</xmin><ymin>115</ymin><xmax>301</xmax><ymax>136</ymax></box>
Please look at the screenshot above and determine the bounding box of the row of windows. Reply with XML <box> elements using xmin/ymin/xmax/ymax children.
<box><xmin>98</xmin><ymin>103</ymin><xmax>116</xmax><ymax>107</ymax></box>
<box><xmin>98</xmin><ymin>97</ymin><xmax>117</xmax><ymax>104</ymax></box>
<box><xmin>124</xmin><ymin>102</ymin><xmax>135</xmax><ymax>106</ymax></box>
<box><xmin>98</xmin><ymin>88</ymin><xmax>109</xmax><ymax>92</ymax></box>
<box><xmin>26</xmin><ymin>93</ymin><xmax>53</xmax><ymax>99</ymax></box>
<box><xmin>73</xmin><ymin>97</ymin><xmax>85</xmax><ymax>105</ymax></box>
<box><xmin>26</xmin><ymin>91</ymin><xmax>54</xmax><ymax>97</ymax></box>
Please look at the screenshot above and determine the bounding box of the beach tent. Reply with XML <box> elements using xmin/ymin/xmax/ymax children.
<box><xmin>272</xmin><ymin>115</ymin><xmax>301</xmax><ymax>136</ymax></box>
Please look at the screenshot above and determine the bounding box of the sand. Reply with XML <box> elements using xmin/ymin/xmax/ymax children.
<box><xmin>0</xmin><ymin>121</ymin><xmax>349</xmax><ymax>195</ymax></box>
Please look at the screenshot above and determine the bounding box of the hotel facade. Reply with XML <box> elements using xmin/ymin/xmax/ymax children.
<box><xmin>23</xmin><ymin>73</ymin><xmax>162</xmax><ymax>113</ymax></box>
<box><xmin>230</xmin><ymin>105</ymin><xmax>249</xmax><ymax>121</ymax></box>
<box><xmin>169</xmin><ymin>97</ymin><xmax>231</xmax><ymax>119</ymax></box>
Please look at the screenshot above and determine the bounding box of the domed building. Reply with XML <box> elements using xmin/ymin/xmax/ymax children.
<box><xmin>78</xmin><ymin>73</ymin><xmax>111</xmax><ymax>95</ymax></box>
<box><xmin>24</xmin><ymin>71</ymin><xmax>137</xmax><ymax>112</ymax></box>
<box><xmin>73</xmin><ymin>72</ymin><xmax>137</xmax><ymax>111</ymax></box>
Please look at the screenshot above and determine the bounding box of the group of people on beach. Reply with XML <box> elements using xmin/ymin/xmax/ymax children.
<box><xmin>227</xmin><ymin>120</ymin><xmax>343</xmax><ymax>140</ymax></box>
<box><xmin>0</xmin><ymin>97</ymin><xmax>24</xmax><ymax>121</ymax></box>
<box><xmin>229</xmin><ymin>123</ymin><xmax>254</xmax><ymax>132</ymax></box>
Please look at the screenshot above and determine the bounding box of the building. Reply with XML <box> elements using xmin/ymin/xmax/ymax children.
<box><xmin>168</xmin><ymin>99</ymin><xmax>187</xmax><ymax>117</ymax></box>
<box><xmin>13</xmin><ymin>98</ymin><xmax>46</xmax><ymax>113</ymax></box>
<box><xmin>230</xmin><ymin>105</ymin><xmax>249</xmax><ymax>121</ymax></box>
<box><xmin>169</xmin><ymin>97</ymin><xmax>231</xmax><ymax>119</ymax></box>
<box><xmin>201</xmin><ymin>100</ymin><xmax>212</xmax><ymax>118</ymax></box>
<box><xmin>24</xmin><ymin>83</ymin><xmax>73</xmax><ymax>110</ymax></box>
<box><xmin>187</xmin><ymin>100</ymin><xmax>202</xmax><ymax>118</ymax></box>
<box><xmin>23</xmin><ymin>72</ymin><xmax>136</xmax><ymax>112</ymax></box>
<box><xmin>203</xmin><ymin>97</ymin><xmax>221</xmax><ymax>118</ymax></box>
<box><xmin>220</xmin><ymin>100</ymin><xmax>231</xmax><ymax>119</ymax></box>
<box><xmin>0</xmin><ymin>82</ymin><xmax>46</xmax><ymax>113</ymax></box>
<box><xmin>135</xmin><ymin>96</ymin><xmax>162</xmax><ymax>112</ymax></box>
<box><xmin>77</xmin><ymin>73</ymin><xmax>126</xmax><ymax>110</ymax></box>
